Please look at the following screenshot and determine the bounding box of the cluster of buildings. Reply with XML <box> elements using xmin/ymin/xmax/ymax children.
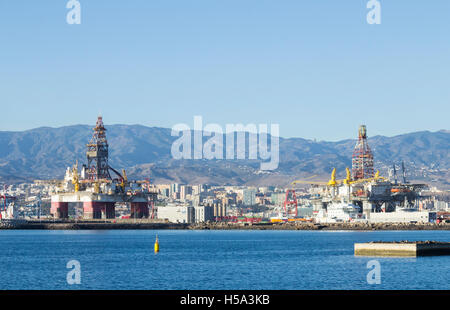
<box><xmin>1</xmin><ymin>179</ymin><xmax>449</xmax><ymax>225</ymax></box>
<box><xmin>151</xmin><ymin>183</ymin><xmax>292</xmax><ymax>223</ymax></box>
<box><xmin>1</xmin><ymin>121</ymin><xmax>449</xmax><ymax>225</ymax></box>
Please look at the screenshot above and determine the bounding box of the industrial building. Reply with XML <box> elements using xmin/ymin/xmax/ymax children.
<box><xmin>157</xmin><ymin>204</ymin><xmax>195</xmax><ymax>223</ymax></box>
<box><xmin>369</xmin><ymin>210</ymin><xmax>437</xmax><ymax>223</ymax></box>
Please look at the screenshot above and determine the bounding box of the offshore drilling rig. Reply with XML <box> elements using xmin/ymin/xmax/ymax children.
<box><xmin>50</xmin><ymin>117</ymin><xmax>157</xmax><ymax>219</ymax></box>
<box><xmin>291</xmin><ymin>125</ymin><xmax>427</xmax><ymax>218</ymax></box>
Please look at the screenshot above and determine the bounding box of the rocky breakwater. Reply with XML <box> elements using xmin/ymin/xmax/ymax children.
<box><xmin>188</xmin><ymin>221</ymin><xmax>450</xmax><ymax>231</ymax></box>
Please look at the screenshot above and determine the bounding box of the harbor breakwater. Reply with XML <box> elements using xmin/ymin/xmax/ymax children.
<box><xmin>1</xmin><ymin>220</ymin><xmax>450</xmax><ymax>231</ymax></box>
<box><xmin>190</xmin><ymin>222</ymin><xmax>450</xmax><ymax>231</ymax></box>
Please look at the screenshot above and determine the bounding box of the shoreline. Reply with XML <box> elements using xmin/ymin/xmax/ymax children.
<box><xmin>1</xmin><ymin>220</ymin><xmax>450</xmax><ymax>231</ymax></box>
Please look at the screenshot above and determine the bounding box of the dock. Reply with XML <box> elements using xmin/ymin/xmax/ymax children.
<box><xmin>354</xmin><ymin>241</ymin><xmax>450</xmax><ymax>257</ymax></box>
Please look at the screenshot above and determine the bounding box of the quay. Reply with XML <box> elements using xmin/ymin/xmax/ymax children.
<box><xmin>0</xmin><ymin>219</ymin><xmax>189</xmax><ymax>230</ymax></box>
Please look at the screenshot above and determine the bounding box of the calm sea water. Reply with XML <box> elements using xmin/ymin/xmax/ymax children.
<box><xmin>0</xmin><ymin>230</ymin><xmax>448</xmax><ymax>290</ymax></box>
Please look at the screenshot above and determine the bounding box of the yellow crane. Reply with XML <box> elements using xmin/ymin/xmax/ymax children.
<box><xmin>121</xmin><ymin>169</ymin><xmax>128</xmax><ymax>191</ymax></box>
<box><xmin>348</xmin><ymin>170</ymin><xmax>384</xmax><ymax>185</ymax></box>
<box><xmin>72</xmin><ymin>161</ymin><xmax>80</xmax><ymax>192</ymax></box>
<box><xmin>343</xmin><ymin>167</ymin><xmax>351</xmax><ymax>185</ymax></box>
<box><xmin>93</xmin><ymin>181</ymin><xmax>100</xmax><ymax>194</ymax></box>
<box><xmin>292</xmin><ymin>168</ymin><xmax>345</xmax><ymax>187</ymax></box>
<box><xmin>292</xmin><ymin>168</ymin><xmax>382</xmax><ymax>187</ymax></box>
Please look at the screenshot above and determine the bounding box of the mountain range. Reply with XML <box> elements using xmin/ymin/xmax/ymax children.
<box><xmin>0</xmin><ymin>125</ymin><xmax>448</xmax><ymax>188</ymax></box>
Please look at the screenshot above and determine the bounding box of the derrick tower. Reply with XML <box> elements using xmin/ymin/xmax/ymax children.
<box><xmin>351</xmin><ymin>125</ymin><xmax>374</xmax><ymax>180</ymax></box>
<box><xmin>86</xmin><ymin>116</ymin><xmax>111</xmax><ymax>181</ymax></box>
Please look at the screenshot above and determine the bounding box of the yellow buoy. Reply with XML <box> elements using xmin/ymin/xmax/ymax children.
<box><xmin>154</xmin><ymin>235</ymin><xmax>159</xmax><ymax>253</ymax></box>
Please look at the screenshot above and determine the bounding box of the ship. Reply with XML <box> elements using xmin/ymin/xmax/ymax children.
<box><xmin>315</xmin><ymin>202</ymin><xmax>366</xmax><ymax>223</ymax></box>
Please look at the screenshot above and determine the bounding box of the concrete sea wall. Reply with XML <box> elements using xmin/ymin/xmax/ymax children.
<box><xmin>355</xmin><ymin>242</ymin><xmax>450</xmax><ymax>257</ymax></box>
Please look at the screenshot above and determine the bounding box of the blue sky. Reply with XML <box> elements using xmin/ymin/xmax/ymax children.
<box><xmin>0</xmin><ymin>1</ymin><xmax>448</xmax><ymax>141</ymax></box>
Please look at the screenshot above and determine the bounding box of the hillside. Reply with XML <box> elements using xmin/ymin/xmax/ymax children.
<box><xmin>0</xmin><ymin>125</ymin><xmax>448</xmax><ymax>188</ymax></box>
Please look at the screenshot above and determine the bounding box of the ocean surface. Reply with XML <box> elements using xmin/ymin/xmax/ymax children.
<box><xmin>0</xmin><ymin>230</ymin><xmax>448</xmax><ymax>290</ymax></box>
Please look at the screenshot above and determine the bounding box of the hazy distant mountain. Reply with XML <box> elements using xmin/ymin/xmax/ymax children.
<box><xmin>0</xmin><ymin>125</ymin><xmax>448</xmax><ymax>187</ymax></box>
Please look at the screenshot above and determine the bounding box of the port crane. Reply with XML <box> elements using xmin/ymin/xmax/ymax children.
<box><xmin>282</xmin><ymin>175</ymin><xmax>319</xmax><ymax>218</ymax></box>
<box><xmin>292</xmin><ymin>168</ymin><xmax>347</xmax><ymax>187</ymax></box>
<box><xmin>283</xmin><ymin>189</ymin><xmax>298</xmax><ymax>218</ymax></box>
<box><xmin>292</xmin><ymin>168</ymin><xmax>384</xmax><ymax>187</ymax></box>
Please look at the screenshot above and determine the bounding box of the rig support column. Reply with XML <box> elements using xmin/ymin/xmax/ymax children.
<box><xmin>130</xmin><ymin>202</ymin><xmax>149</xmax><ymax>219</ymax></box>
<box><xmin>104</xmin><ymin>202</ymin><xmax>115</xmax><ymax>219</ymax></box>
<box><xmin>51</xmin><ymin>202</ymin><xmax>69</xmax><ymax>219</ymax></box>
<box><xmin>83</xmin><ymin>201</ymin><xmax>116</xmax><ymax>219</ymax></box>
<box><xmin>83</xmin><ymin>201</ymin><xmax>103</xmax><ymax>219</ymax></box>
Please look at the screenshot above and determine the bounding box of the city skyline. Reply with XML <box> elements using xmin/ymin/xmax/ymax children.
<box><xmin>0</xmin><ymin>1</ymin><xmax>449</xmax><ymax>140</ymax></box>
